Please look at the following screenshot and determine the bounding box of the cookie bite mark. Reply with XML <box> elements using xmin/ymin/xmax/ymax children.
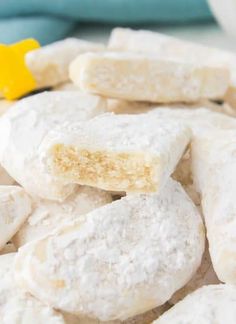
<box><xmin>51</xmin><ymin>144</ymin><xmax>158</xmax><ymax>192</ymax></box>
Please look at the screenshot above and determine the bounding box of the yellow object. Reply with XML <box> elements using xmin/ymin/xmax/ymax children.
<box><xmin>0</xmin><ymin>39</ymin><xmax>40</xmax><ymax>100</ymax></box>
<box><xmin>10</xmin><ymin>38</ymin><xmax>40</xmax><ymax>57</ymax></box>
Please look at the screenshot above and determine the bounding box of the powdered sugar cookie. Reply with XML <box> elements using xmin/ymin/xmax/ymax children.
<box><xmin>41</xmin><ymin>113</ymin><xmax>190</xmax><ymax>193</ymax></box>
<box><xmin>192</xmin><ymin>130</ymin><xmax>236</xmax><ymax>283</ymax></box>
<box><xmin>153</xmin><ymin>284</ymin><xmax>236</xmax><ymax>324</ymax></box>
<box><xmin>15</xmin><ymin>179</ymin><xmax>204</xmax><ymax>321</ymax></box>
<box><xmin>26</xmin><ymin>38</ymin><xmax>104</xmax><ymax>88</ymax></box>
<box><xmin>0</xmin><ymin>91</ymin><xmax>106</xmax><ymax>200</ymax></box>
<box><xmin>109</xmin><ymin>28</ymin><xmax>236</xmax><ymax>109</ymax></box>
<box><xmin>0</xmin><ymin>186</ymin><xmax>31</xmax><ymax>250</ymax></box>
<box><xmin>69</xmin><ymin>52</ymin><xmax>229</xmax><ymax>103</ymax></box>
<box><xmin>13</xmin><ymin>186</ymin><xmax>112</xmax><ymax>248</ymax></box>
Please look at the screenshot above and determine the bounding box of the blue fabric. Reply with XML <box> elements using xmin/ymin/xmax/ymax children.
<box><xmin>0</xmin><ymin>16</ymin><xmax>76</xmax><ymax>45</ymax></box>
<box><xmin>0</xmin><ymin>0</ymin><xmax>213</xmax><ymax>45</ymax></box>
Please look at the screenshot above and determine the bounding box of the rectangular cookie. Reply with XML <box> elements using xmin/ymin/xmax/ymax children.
<box><xmin>43</xmin><ymin>113</ymin><xmax>191</xmax><ymax>193</ymax></box>
<box><xmin>69</xmin><ymin>52</ymin><xmax>229</xmax><ymax>103</ymax></box>
<box><xmin>108</xmin><ymin>28</ymin><xmax>234</xmax><ymax>65</ymax></box>
<box><xmin>109</xmin><ymin>28</ymin><xmax>236</xmax><ymax>108</ymax></box>
<box><xmin>26</xmin><ymin>38</ymin><xmax>104</xmax><ymax>88</ymax></box>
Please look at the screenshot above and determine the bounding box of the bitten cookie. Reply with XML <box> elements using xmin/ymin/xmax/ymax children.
<box><xmin>40</xmin><ymin>113</ymin><xmax>190</xmax><ymax>193</ymax></box>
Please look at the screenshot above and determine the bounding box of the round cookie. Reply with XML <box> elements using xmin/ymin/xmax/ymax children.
<box><xmin>15</xmin><ymin>179</ymin><xmax>204</xmax><ymax>321</ymax></box>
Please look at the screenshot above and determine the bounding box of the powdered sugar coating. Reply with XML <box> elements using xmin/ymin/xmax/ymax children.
<box><xmin>41</xmin><ymin>112</ymin><xmax>190</xmax><ymax>193</ymax></box>
<box><xmin>45</xmin><ymin>112</ymin><xmax>189</xmax><ymax>155</ymax></box>
<box><xmin>0</xmin><ymin>186</ymin><xmax>32</xmax><ymax>249</ymax></box>
<box><xmin>69</xmin><ymin>51</ymin><xmax>229</xmax><ymax>103</ymax></box>
<box><xmin>150</xmin><ymin>108</ymin><xmax>236</xmax><ymax>283</ymax></box>
<box><xmin>151</xmin><ymin>107</ymin><xmax>236</xmax><ymax>203</ymax></box>
<box><xmin>13</xmin><ymin>186</ymin><xmax>112</xmax><ymax>248</ymax></box>
<box><xmin>15</xmin><ymin>179</ymin><xmax>204</xmax><ymax>321</ymax></box>
<box><xmin>192</xmin><ymin>130</ymin><xmax>236</xmax><ymax>283</ymax></box>
<box><xmin>0</xmin><ymin>253</ymin><xmax>65</xmax><ymax>324</ymax></box>
<box><xmin>26</xmin><ymin>38</ymin><xmax>104</xmax><ymax>88</ymax></box>
<box><xmin>0</xmin><ymin>91</ymin><xmax>106</xmax><ymax>200</ymax></box>
<box><xmin>153</xmin><ymin>284</ymin><xmax>236</xmax><ymax>324</ymax></box>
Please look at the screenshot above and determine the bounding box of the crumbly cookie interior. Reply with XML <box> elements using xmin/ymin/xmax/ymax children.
<box><xmin>51</xmin><ymin>144</ymin><xmax>158</xmax><ymax>192</ymax></box>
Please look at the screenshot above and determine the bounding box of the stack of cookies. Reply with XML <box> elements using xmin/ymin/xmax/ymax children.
<box><xmin>0</xmin><ymin>28</ymin><xmax>236</xmax><ymax>323</ymax></box>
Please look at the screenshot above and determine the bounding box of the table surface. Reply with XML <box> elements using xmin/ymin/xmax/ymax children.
<box><xmin>73</xmin><ymin>22</ymin><xmax>236</xmax><ymax>53</ymax></box>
